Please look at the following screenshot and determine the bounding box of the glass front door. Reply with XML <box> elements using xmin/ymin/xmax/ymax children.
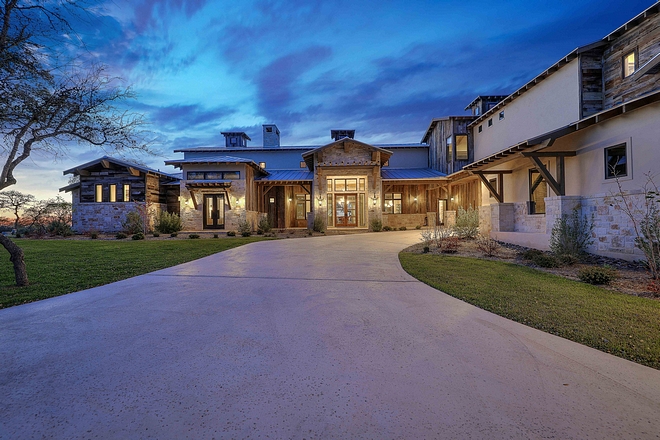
<box><xmin>203</xmin><ymin>194</ymin><xmax>225</xmax><ymax>229</ymax></box>
<box><xmin>335</xmin><ymin>194</ymin><xmax>357</xmax><ymax>227</ymax></box>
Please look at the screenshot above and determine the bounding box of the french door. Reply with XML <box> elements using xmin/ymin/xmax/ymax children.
<box><xmin>203</xmin><ymin>194</ymin><xmax>225</xmax><ymax>229</ymax></box>
<box><xmin>335</xmin><ymin>194</ymin><xmax>357</xmax><ymax>227</ymax></box>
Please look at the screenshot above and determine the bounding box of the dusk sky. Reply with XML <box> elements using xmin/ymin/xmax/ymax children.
<box><xmin>11</xmin><ymin>0</ymin><xmax>654</xmax><ymax>201</ymax></box>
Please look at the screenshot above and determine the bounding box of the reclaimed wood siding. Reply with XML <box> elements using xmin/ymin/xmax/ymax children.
<box><xmin>79</xmin><ymin>172</ymin><xmax>145</xmax><ymax>203</ymax></box>
<box><xmin>580</xmin><ymin>50</ymin><xmax>604</xmax><ymax>118</ymax></box>
<box><xmin>603</xmin><ymin>13</ymin><xmax>660</xmax><ymax>107</ymax></box>
<box><xmin>448</xmin><ymin>178</ymin><xmax>480</xmax><ymax>212</ymax></box>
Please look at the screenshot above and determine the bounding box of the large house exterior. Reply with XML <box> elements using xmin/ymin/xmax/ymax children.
<box><xmin>62</xmin><ymin>3</ymin><xmax>660</xmax><ymax>261</ymax></box>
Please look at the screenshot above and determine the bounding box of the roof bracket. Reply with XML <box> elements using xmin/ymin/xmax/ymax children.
<box><xmin>472</xmin><ymin>171</ymin><xmax>512</xmax><ymax>203</ymax></box>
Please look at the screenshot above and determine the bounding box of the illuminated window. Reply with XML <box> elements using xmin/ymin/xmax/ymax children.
<box><xmin>446</xmin><ymin>136</ymin><xmax>453</xmax><ymax>162</ymax></box>
<box><xmin>123</xmin><ymin>184</ymin><xmax>130</xmax><ymax>202</ymax></box>
<box><xmin>300</xmin><ymin>161</ymin><xmax>307</xmax><ymax>168</ymax></box>
<box><xmin>384</xmin><ymin>193</ymin><xmax>402</xmax><ymax>214</ymax></box>
<box><xmin>455</xmin><ymin>135</ymin><xmax>468</xmax><ymax>160</ymax></box>
<box><xmin>259</xmin><ymin>162</ymin><xmax>266</xmax><ymax>169</ymax></box>
<box><xmin>623</xmin><ymin>51</ymin><xmax>637</xmax><ymax>78</ymax></box>
<box><xmin>95</xmin><ymin>184</ymin><xmax>102</xmax><ymax>203</ymax></box>
<box><xmin>223</xmin><ymin>171</ymin><xmax>240</xmax><ymax>180</ymax></box>
<box><xmin>109</xmin><ymin>184</ymin><xmax>116</xmax><ymax>202</ymax></box>
<box><xmin>605</xmin><ymin>144</ymin><xmax>627</xmax><ymax>179</ymax></box>
<box><xmin>296</xmin><ymin>194</ymin><xmax>311</xmax><ymax>220</ymax></box>
<box><xmin>529</xmin><ymin>170</ymin><xmax>547</xmax><ymax>214</ymax></box>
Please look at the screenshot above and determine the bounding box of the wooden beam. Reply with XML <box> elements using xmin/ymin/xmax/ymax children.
<box><xmin>521</xmin><ymin>151</ymin><xmax>576</xmax><ymax>158</ymax></box>
<box><xmin>101</xmin><ymin>159</ymin><xmax>111</xmax><ymax>169</ymax></box>
<box><xmin>474</xmin><ymin>172</ymin><xmax>502</xmax><ymax>203</ymax></box>
<box><xmin>127</xmin><ymin>167</ymin><xmax>141</xmax><ymax>177</ymax></box>
<box><xmin>299</xmin><ymin>184</ymin><xmax>311</xmax><ymax>195</ymax></box>
<box><xmin>189</xmin><ymin>190</ymin><xmax>198</xmax><ymax>209</ymax></box>
<box><xmin>76</xmin><ymin>169</ymin><xmax>90</xmax><ymax>176</ymax></box>
<box><xmin>527</xmin><ymin>156</ymin><xmax>563</xmax><ymax>196</ymax></box>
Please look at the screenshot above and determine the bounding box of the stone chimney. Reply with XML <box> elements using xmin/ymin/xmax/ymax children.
<box><xmin>221</xmin><ymin>132</ymin><xmax>251</xmax><ymax>148</ymax></box>
<box><xmin>263</xmin><ymin>124</ymin><xmax>280</xmax><ymax>147</ymax></box>
<box><xmin>331</xmin><ymin>129</ymin><xmax>355</xmax><ymax>141</ymax></box>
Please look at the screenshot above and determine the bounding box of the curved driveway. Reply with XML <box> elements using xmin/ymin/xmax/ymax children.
<box><xmin>1</xmin><ymin>231</ymin><xmax>659</xmax><ymax>439</ymax></box>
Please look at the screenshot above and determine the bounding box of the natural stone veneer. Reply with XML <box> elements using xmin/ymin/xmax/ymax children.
<box><xmin>72</xmin><ymin>193</ymin><xmax>164</xmax><ymax>233</ymax></box>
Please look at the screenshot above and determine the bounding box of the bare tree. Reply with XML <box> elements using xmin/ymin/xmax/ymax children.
<box><xmin>0</xmin><ymin>1</ymin><xmax>151</xmax><ymax>286</ymax></box>
<box><xmin>0</xmin><ymin>190</ymin><xmax>35</xmax><ymax>230</ymax></box>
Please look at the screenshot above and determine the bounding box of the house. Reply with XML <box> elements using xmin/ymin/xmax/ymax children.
<box><xmin>452</xmin><ymin>2</ymin><xmax>660</xmax><ymax>260</ymax></box>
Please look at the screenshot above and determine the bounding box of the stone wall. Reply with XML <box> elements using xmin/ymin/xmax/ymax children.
<box><xmin>513</xmin><ymin>202</ymin><xmax>545</xmax><ymax>233</ymax></box>
<box><xmin>445</xmin><ymin>210</ymin><xmax>457</xmax><ymax>227</ymax></box>
<box><xmin>179</xmin><ymin>180</ymin><xmax>248</xmax><ymax>231</ymax></box>
<box><xmin>382</xmin><ymin>213</ymin><xmax>430</xmax><ymax>229</ymax></box>
<box><xmin>479</xmin><ymin>205</ymin><xmax>491</xmax><ymax>235</ymax></box>
<box><xmin>72</xmin><ymin>200</ymin><xmax>163</xmax><ymax>233</ymax></box>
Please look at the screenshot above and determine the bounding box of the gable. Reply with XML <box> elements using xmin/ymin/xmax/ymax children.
<box><xmin>302</xmin><ymin>138</ymin><xmax>392</xmax><ymax>170</ymax></box>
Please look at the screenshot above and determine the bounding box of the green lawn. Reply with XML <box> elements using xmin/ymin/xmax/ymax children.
<box><xmin>400</xmin><ymin>253</ymin><xmax>660</xmax><ymax>370</ymax></box>
<box><xmin>0</xmin><ymin>237</ymin><xmax>269</xmax><ymax>309</ymax></box>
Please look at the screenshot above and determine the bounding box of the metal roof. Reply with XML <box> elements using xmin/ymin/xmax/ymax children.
<box><xmin>164</xmin><ymin>155</ymin><xmax>268</xmax><ymax>175</ymax></box>
<box><xmin>62</xmin><ymin>155</ymin><xmax>177</xmax><ymax>179</ymax></box>
<box><xmin>463</xmin><ymin>96</ymin><xmax>509</xmax><ymax>111</ymax></box>
<box><xmin>58</xmin><ymin>182</ymin><xmax>81</xmax><ymax>193</ymax></box>
<box><xmin>381</xmin><ymin>168</ymin><xmax>447</xmax><ymax>180</ymax></box>
<box><xmin>174</xmin><ymin>146</ymin><xmax>316</xmax><ymax>153</ymax></box>
<box><xmin>257</xmin><ymin>170</ymin><xmax>313</xmax><ymax>182</ymax></box>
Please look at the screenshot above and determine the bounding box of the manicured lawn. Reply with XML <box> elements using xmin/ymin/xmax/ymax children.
<box><xmin>400</xmin><ymin>253</ymin><xmax>660</xmax><ymax>370</ymax></box>
<box><xmin>0</xmin><ymin>237</ymin><xmax>269</xmax><ymax>309</ymax></box>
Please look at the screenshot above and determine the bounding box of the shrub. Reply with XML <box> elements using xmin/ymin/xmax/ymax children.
<box><xmin>227</xmin><ymin>231</ymin><xmax>236</xmax><ymax>237</ymax></box>
<box><xmin>122</xmin><ymin>211</ymin><xmax>144</xmax><ymax>235</ymax></box>
<box><xmin>257</xmin><ymin>216</ymin><xmax>272</xmax><ymax>234</ymax></box>
<box><xmin>423</xmin><ymin>245</ymin><xmax>430</xmax><ymax>253</ymax></box>
<box><xmin>476</xmin><ymin>235</ymin><xmax>500</xmax><ymax>257</ymax></box>
<box><xmin>132</xmin><ymin>232</ymin><xmax>145</xmax><ymax>240</ymax></box>
<box><xmin>170</xmin><ymin>232</ymin><xmax>178</xmax><ymax>237</ymax></box>
<box><xmin>578</xmin><ymin>266</ymin><xmax>617</xmax><ymax>285</ymax></box>
<box><xmin>238</xmin><ymin>219</ymin><xmax>252</xmax><ymax>237</ymax></box>
<box><xmin>453</xmin><ymin>206</ymin><xmax>479</xmax><ymax>239</ymax></box>
<box><xmin>90</xmin><ymin>231</ymin><xmax>98</xmax><ymax>239</ymax></box>
<box><xmin>441</xmin><ymin>237</ymin><xmax>460</xmax><ymax>253</ymax></box>
<box><xmin>383</xmin><ymin>225</ymin><xmax>393</xmax><ymax>231</ymax></box>
<box><xmin>188</xmin><ymin>234</ymin><xmax>200</xmax><ymax>239</ymax></box>
<box><xmin>152</xmin><ymin>232</ymin><xmax>160</xmax><ymax>237</ymax></box>
<box><xmin>48</xmin><ymin>220</ymin><xmax>73</xmax><ymax>237</ymax></box>
<box><xmin>213</xmin><ymin>234</ymin><xmax>219</xmax><ymax>239</ymax></box>
<box><xmin>370</xmin><ymin>218</ymin><xmax>382</xmax><ymax>232</ymax></box>
<box><xmin>155</xmin><ymin>212</ymin><xmax>183</xmax><ymax>234</ymax></box>
<box><xmin>531</xmin><ymin>253</ymin><xmax>561</xmax><ymax>268</ymax></box>
<box><xmin>415</xmin><ymin>225</ymin><xmax>422</xmax><ymax>230</ymax></box>
<box><xmin>312</xmin><ymin>216</ymin><xmax>326</xmax><ymax>233</ymax></box>
<box><xmin>521</xmin><ymin>248</ymin><xmax>543</xmax><ymax>260</ymax></box>
<box><xmin>115</xmin><ymin>232</ymin><xmax>127</xmax><ymax>239</ymax></box>
<box><xmin>550</xmin><ymin>208</ymin><xmax>594</xmax><ymax>261</ymax></box>
<box><xmin>399</xmin><ymin>226</ymin><xmax>407</xmax><ymax>231</ymax></box>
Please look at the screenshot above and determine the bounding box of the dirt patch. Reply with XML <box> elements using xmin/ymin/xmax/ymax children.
<box><xmin>403</xmin><ymin>238</ymin><xmax>658</xmax><ymax>300</ymax></box>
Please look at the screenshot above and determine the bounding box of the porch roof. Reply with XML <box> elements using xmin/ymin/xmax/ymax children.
<box><xmin>381</xmin><ymin>168</ymin><xmax>447</xmax><ymax>180</ymax></box>
<box><xmin>58</xmin><ymin>182</ymin><xmax>81</xmax><ymax>193</ymax></box>
<box><xmin>256</xmin><ymin>169</ymin><xmax>313</xmax><ymax>182</ymax></box>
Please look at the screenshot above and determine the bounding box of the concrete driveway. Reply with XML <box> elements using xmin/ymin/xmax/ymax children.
<box><xmin>1</xmin><ymin>231</ymin><xmax>659</xmax><ymax>439</ymax></box>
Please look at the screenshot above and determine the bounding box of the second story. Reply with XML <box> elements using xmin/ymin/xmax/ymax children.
<box><xmin>470</xmin><ymin>2</ymin><xmax>660</xmax><ymax>161</ymax></box>
<box><xmin>422</xmin><ymin>116</ymin><xmax>475</xmax><ymax>175</ymax></box>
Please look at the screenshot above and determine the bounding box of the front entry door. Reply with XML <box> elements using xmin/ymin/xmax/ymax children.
<box><xmin>203</xmin><ymin>194</ymin><xmax>225</xmax><ymax>229</ymax></box>
<box><xmin>335</xmin><ymin>194</ymin><xmax>357</xmax><ymax>227</ymax></box>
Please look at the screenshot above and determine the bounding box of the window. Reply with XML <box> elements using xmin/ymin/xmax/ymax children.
<box><xmin>266</xmin><ymin>127</ymin><xmax>273</xmax><ymax>133</ymax></box>
<box><xmin>109</xmin><ymin>184</ymin><xmax>116</xmax><ymax>202</ymax></box>
<box><xmin>259</xmin><ymin>162</ymin><xmax>266</xmax><ymax>169</ymax></box>
<box><xmin>95</xmin><ymin>184</ymin><xmax>103</xmax><ymax>203</ymax></box>
<box><xmin>529</xmin><ymin>169</ymin><xmax>547</xmax><ymax>214</ymax></box>
<box><xmin>295</xmin><ymin>194</ymin><xmax>311</xmax><ymax>220</ymax></box>
<box><xmin>475</xmin><ymin>107</ymin><xmax>480</xmax><ymax>116</ymax></box>
<box><xmin>446</xmin><ymin>136</ymin><xmax>453</xmax><ymax>162</ymax></box>
<box><xmin>187</xmin><ymin>171</ymin><xmax>240</xmax><ymax>180</ymax></box>
<box><xmin>499</xmin><ymin>111</ymin><xmax>505</xmax><ymax>120</ymax></box>
<box><xmin>455</xmin><ymin>135</ymin><xmax>468</xmax><ymax>160</ymax></box>
<box><xmin>123</xmin><ymin>184</ymin><xmax>130</xmax><ymax>202</ymax></box>
<box><xmin>489</xmin><ymin>178</ymin><xmax>497</xmax><ymax>199</ymax></box>
<box><xmin>487</xmin><ymin>102</ymin><xmax>496</xmax><ymax>110</ymax></box>
<box><xmin>300</xmin><ymin>161</ymin><xmax>307</xmax><ymax>168</ymax></box>
<box><xmin>382</xmin><ymin>160</ymin><xmax>389</xmax><ymax>167</ymax></box>
<box><xmin>230</xmin><ymin>137</ymin><xmax>237</xmax><ymax>144</ymax></box>
<box><xmin>384</xmin><ymin>193</ymin><xmax>402</xmax><ymax>214</ymax></box>
<box><xmin>623</xmin><ymin>50</ymin><xmax>637</xmax><ymax>78</ymax></box>
<box><xmin>488</xmin><ymin>118</ymin><xmax>493</xmax><ymax>127</ymax></box>
<box><xmin>478</xmin><ymin>125</ymin><xmax>482</xmax><ymax>133</ymax></box>
<box><xmin>605</xmin><ymin>144</ymin><xmax>627</xmax><ymax>179</ymax></box>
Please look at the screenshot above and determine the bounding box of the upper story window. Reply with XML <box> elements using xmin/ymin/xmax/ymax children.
<box><xmin>109</xmin><ymin>184</ymin><xmax>117</xmax><ymax>202</ymax></box>
<box><xmin>499</xmin><ymin>111</ymin><xmax>505</xmax><ymax>120</ymax></box>
<box><xmin>478</xmin><ymin>125</ymin><xmax>483</xmax><ymax>133</ymax></box>
<box><xmin>623</xmin><ymin>50</ymin><xmax>637</xmax><ymax>78</ymax></box>
<box><xmin>259</xmin><ymin>162</ymin><xmax>266</xmax><ymax>169</ymax></box>
<box><xmin>95</xmin><ymin>184</ymin><xmax>103</xmax><ymax>203</ymax></box>
<box><xmin>488</xmin><ymin>118</ymin><xmax>493</xmax><ymax>127</ymax></box>
<box><xmin>123</xmin><ymin>184</ymin><xmax>130</xmax><ymax>202</ymax></box>
<box><xmin>605</xmin><ymin>144</ymin><xmax>627</xmax><ymax>179</ymax></box>
<box><xmin>446</xmin><ymin>136</ymin><xmax>453</xmax><ymax>162</ymax></box>
<box><xmin>265</xmin><ymin>127</ymin><xmax>273</xmax><ymax>133</ymax></box>
<box><xmin>187</xmin><ymin>171</ymin><xmax>240</xmax><ymax>180</ymax></box>
<box><xmin>455</xmin><ymin>135</ymin><xmax>468</xmax><ymax>160</ymax></box>
<box><xmin>300</xmin><ymin>161</ymin><xmax>307</xmax><ymax>168</ymax></box>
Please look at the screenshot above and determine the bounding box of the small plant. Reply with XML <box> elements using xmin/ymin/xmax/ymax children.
<box><xmin>257</xmin><ymin>216</ymin><xmax>272</xmax><ymax>234</ymax></box>
<box><xmin>188</xmin><ymin>234</ymin><xmax>200</xmax><ymax>239</ymax></box>
<box><xmin>238</xmin><ymin>219</ymin><xmax>252</xmax><ymax>237</ymax></box>
<box><xmin>115</xmin><ymin>232</ymin><xmax>127</xmax><ymax>239</ymax></box>
<box><xmin>550</xmin><ymin>208</ymin><xmax>594</xmax><ymax>261</ymax></box>
<box><xmin>213</xmin><ymin>234</ymin><xmax>219</xmax><ymax>239</ymax></box>
<box><xmin>441</xmin><ymin>237</ymin><xmax>460</xmax><ymax>253</ymax></box>
<box><xmin>155</xmin><ymin>212</ymin><xmax>183</xmax><ymax>234</ymax></box>
<box><xmin>153</xmin><ymin>232</ymin><xmax>160</xmax><ymax>237</ymax></box>
<box><xmin>531</xmin><ymin>253</ymin><xmax>561</xmax><ymax>268</ymax></box>
<box><xmin>170</xmin><ymin>232</ymin><xmax>178</xmax><ymax>237</ymax></box>
<box><xmin>227</xmin><ymin>231</ymin><xmax>236</xmax><ymax>237</ymax></box>
<box><xmin>578</xmin><ymin>266</ymin><xmax>617</xmax><ymax>285</ymax></box>
<box><xmin>453</xmin><ymin>206</ymin><xmax>479</xmax><ymax>239</ymax></box>
<box><xmin>308</xmin><ymin>231</ymin><xmax>313</xmax><ymax>236</ymax></box>
<box><xmin>399</xmin><ymin>226</ymin><xmax>407</xmax><ymax>231</ymax></box>
<box><xmin>312</xmin><ymin>216</ymin><xmax>326</xmax><ymax>233</ymax></box>
<box><xmin>423</xmin><ymin>245</ymin><xmax>430</xmax><ymax>253</ymax></box>
<box><xmin>89</xmin><ymin>230</ymin><xmax>99</xmax><ymax>239</ymax></box>
<box><xmin>370</xmin><ymin>218</ymin><xmax>382</xmax><ymax>232</ymax></box>
<box><xmin>415</xmin><ymin>225</ymin><xmax>422</xmax><ymax>230</ymax></box>
<box><xmin>132</xmin><ymin>232</ymin><xmax>145</xmax><ymax>240</ymax></box>
<box><xmin>521</xmin><ymin>248</ymin><xmax>544</xmax><ymax>260</ymax></box>
<box><xmin>122</xmin><ymin>211</ymin><xmax>144</xmax><ymax>235</ymax></box>
<box><xmin>383</xmin><ymin>225</ymin><xmax>393</xmax><ymax>231</ymax></box>
<box><xmin>48</xmin><ymin>220</ymin><xmax>73</xmax><ymax>236</ymax></box>
<box><xmin>476</xmin><ymin>235</ymin><xmax>500</xmax><ymax>257</ymax></box>
<box><xmin>648</xmin><ymin>280</ymin><xmax>660</xmax><ymax>296</ymax></box>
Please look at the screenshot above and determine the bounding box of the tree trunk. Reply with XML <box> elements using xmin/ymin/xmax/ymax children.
<box><xmin>0</xmin><ymin>233</ymin><xmax>28</xmax><ymax>286</ymax></box>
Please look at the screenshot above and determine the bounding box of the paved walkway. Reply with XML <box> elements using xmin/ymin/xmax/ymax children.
<box><xmin>1</xmin><ymin>231</ymin><xmax>659</xmax><ymax>439</ymax></box>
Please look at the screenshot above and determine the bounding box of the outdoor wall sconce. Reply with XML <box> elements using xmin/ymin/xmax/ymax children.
<box><xmin>184</xmin><ymin>199</ymin><xmax>190</xmax><ymax>206</ymax></box>
<box><xmin>450</xmin><ymin>197</ymin><xmax>455</xmax><ymax>201</ymax></box>
<box><xmin>413</xmin><ymin>197</ymin><xmax>418</xmax><ymax>202</ymax></box>
<box><xmin>288</xmin><ymin>197</ymin><xmax>293</xmax><ymax>202</ymax></box>
<box><xmin>317</xmin><ymin>196</ymin><xmax>323</xmax><ymax>207</ymax></box>
<box><xmin>371</xmin><ymin>194</ymin><xmax>379</xmax><ymax>206</ymax></box>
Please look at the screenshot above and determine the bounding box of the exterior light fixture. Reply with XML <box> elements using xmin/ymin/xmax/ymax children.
<box><xmin>413</xmin><ymin>197</ymin><xmax>418</xmax><ymax>202</ymax></box>
<box><xmin>317</xmin><ymin>196</ymin><xmax>323</xmax><ymax>207</ymax></box>
<box><xmin>371</xmin><ymin>194</ymin><xmax>379</xmax><ymax>206</ymax></box>
<box><xmin>450</xmin><ymin>197</ymin><xmax>455</xmax><ymax>201</ymax></box>
<box><xmin>288</xmin><ymin>197</ymin><xmax>293</xmax><ymax>202</ymax></box>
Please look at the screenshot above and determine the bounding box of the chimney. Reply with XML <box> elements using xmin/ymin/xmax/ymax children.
<box><xmin>331</xmin><ymin>129</ymin><xmax>355</xmax><ymax>141</ymax></box>
<box><xmin>262</xmin><ymin>124</ymin><xmax>280</xmax><ymax>147</ymax></box>
<box><xmin>220</xmin><ymin>132</ymin><xmax>251</xmax><ymax>148</ymax></box>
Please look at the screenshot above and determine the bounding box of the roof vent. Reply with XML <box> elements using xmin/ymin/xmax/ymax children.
<box><xmin>220</xmin><ymin>132</ymin><xmax>251</xmax><ymax>148</ymax></box>
<box><xmin>331</xmin><ymin>129</ymin><xmax>355</xmax><ymax>141</ymax></box>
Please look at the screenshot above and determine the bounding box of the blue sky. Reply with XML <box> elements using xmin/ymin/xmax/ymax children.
<box><xmin>11</xmin><ymin>0</ymin><xmax>655</xmax><ymax>200</ymax></box>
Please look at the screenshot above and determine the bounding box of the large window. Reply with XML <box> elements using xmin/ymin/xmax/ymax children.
<box><xmin>623</xmin><ymin>50</ymin><xmax>637</xmax><ymax>78</ymax></box>
<box><xmin>446</xmin><ymin>136</ymin><xmax>453</xmax><ymax>162</ymax></box>
<box><xmin>187</xmin><ymin>171</ymin><xmax>240</xmax><ymax>180</ymax></box>
<box><xmin>95</xmin><ymin>184</ymin><xmax>103</xmax><ymax>203</ymax></box>
<box><xmin>455</xmin><ymin>135</ymin><xmax>468</xmax><ymax>160</ymax></box>
<box><xmin>605</xmin><ymin>144</ymin><xmax>627</xmax><ymax>179</ymax></box>
<box><xmin>295</xmin><ymin>194</ymin><xmax>311</xmax><ymax>220</ymax></box>
<box><xmin>109</xmin><ymin>184</ymin><xmax>117</xmax><ymax>202</ymax></box>
<box><xmin>384</xmin><ymin>193</ymin><xmax>402</xmax><ymax>214</ymax></box>
<box><xmin>123</xmin><ymin>184</ymin><xmax>130</xmax><ymax>202</ymax></box>
<box><xmin>529</xmin><ymin>170</ymin><xmax>547</xmax><ymax>214</ymax></box>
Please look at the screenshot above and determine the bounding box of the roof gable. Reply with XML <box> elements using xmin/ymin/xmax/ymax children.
<box><xmin>301</xmin><ymin>138</ymin><xmax>392</xmax><ymax>170</ymax></box>
<box><xmin>62</xmin><ymin>156</ymin><xmax>176</xmax><ymax>179</ymax></box>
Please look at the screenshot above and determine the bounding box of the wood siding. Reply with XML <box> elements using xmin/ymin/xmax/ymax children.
<box><xmin>427</xmin><ymin>117</ymin><xmax>475</xmax><ymax>175</ymax></box>
<box><xmin>580</xmin><ymin>50</ymin><xmax>604</xmax><ymax>118</ymax></box>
